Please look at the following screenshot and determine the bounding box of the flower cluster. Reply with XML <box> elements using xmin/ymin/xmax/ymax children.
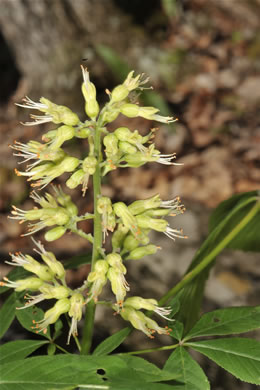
<box><xmin>1</xmin><ymin>240</ymin><xmax>84</xmax><ymax>343</ymax></box>
<box><xmin>13</xmin><ymin>68</ymin><xmax>178</xmax><ymax>194</ymax></box>
<box><xmin>9</xmin><ymin>186</ymin><xmax>92</xmax><ymax>241</ymax></box>
<box><xmin>2</xmin><ymin>68</ymin><xmax>187</xmax><ymax>342</ymax></box>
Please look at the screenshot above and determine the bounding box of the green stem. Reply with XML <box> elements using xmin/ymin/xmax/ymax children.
<box><xmin>71</xmin><ymin>227</ymin><xmax>94</xmax><ymax>244</ymax></box>
<box><xmin>117</xmin><ymin>343</ymin><xmax>179</xmax><ymax>356</ymax></box>
<box><xmin>54</xmin><ymin>343</ymin><xmax>70</xmax><ymax>354</ymax></box>
<box><xmin>160</xmin><ymin>200</ymin><xmax>260</xmax><ymax>306</ymax></box>
<box><xmin>81</xmin><ymin>121</ymin><xmax>103</xmax><ymax>355</ymax></box>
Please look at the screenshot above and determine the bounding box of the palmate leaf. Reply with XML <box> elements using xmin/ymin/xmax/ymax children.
<box><xmin>185</xmin><ymin>306</ymin><xmax>260</xmax><ymax>340</ymax></box>
<box><xmin>0</xmin><ymin>292</ymin><xmax>16</xmax><ymax>339</ymax></box>
<box><xmin>0</xmin><ymin>354</ymin><xmax>179</xmax><ymax>390</ymax></box>
<box><xmin>93</xmin><ymin>327</ymin><xmax>131</xmax><ymax>356</ymax></box>
<box><xmin>187</xmin><ymin>338</ymin><xmax>260</xmax><ymax>385</ymax></box>
<box><xmin>0</xmin><ymin>339</ymin><xmax>48</xmax><ymax>365</ymax></box>
<box><xmin>163</xmin><ymin>346</ymin><xmax>210</xmax><ymax>390</ymax></box>
<box><xmin>15</xmin><ymin>303</ymin><xmax>51</xmax><ymax>340</ymax></box>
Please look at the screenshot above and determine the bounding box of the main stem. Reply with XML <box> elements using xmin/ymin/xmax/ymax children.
<box><xmin>81</xmin><ymin>122</ymin><xmax>102</xmax><ymax>355</ymax></box>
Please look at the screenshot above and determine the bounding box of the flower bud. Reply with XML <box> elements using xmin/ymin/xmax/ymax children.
<box><xmin>123</xmin><ymin>71</ymin><xmax>149</xmax><ymax>92</ymax></box>
<box><xmin>128</xmin><ymin>195</ymin><xmax>161</xmax><ymax>215</ymax></box>
<box><xmin>35</xmin><ymin>298</ymin><xmax>71</xmax><ymax>334</ymax></box>
<box><xmin>40</xmin><ymin>285</ymin><xmax>70</xmax><ymax>299</ymax></box>
<box><xmin>0</xmin><ymin>276</ymin><xmax>44</xmax><ymax>291</ymax></box>
<box><xmin>87</xmin><ymin>260</ymin><xmax>109</xmax><ymax>303</ymax></box>
<box><xmin>142</xmin><ymin>208</ymin><xmax>170</xmax><ymax>217</ymax></box>
<box><xmin>81</xmin><ymin>66</ymin><xmax>99</xmax><ymax>119</ymax></box>
<box><xmin>97</xmin><ymin>196</ymin><xmax>112</xmax><ymax>214</ymax></box>
<box><xmin>123</xmin><ymin>152</ymin><xmax>150</xmax><ymax>167</ymax></box>
<box><xmin>122</xmin><ymin>234</ymin><xmax>140</xmax><ymax>252</ymax></box>
<box><xmin>118</xmin><ymin>141</ymin><xmax>137</xmax><ymax>154</ymax></box>
<box><xmin>66</xmin><ymin>169</ymin><xmax>85</xmax><ymax>189</ymax></box>
<box><xmin>42</xmin><ymin>208</ymin><xmax>70</xmax><ymax>226</ymax></box>
<box><xmin>40</xmin><ymin>98</ymin><xmax>79</xmax><ymax>126</ymax></box>
<box><xmin>20</xmin><ymin>277</ymin><xmax>44</xmax><ymax>290</ymax></box>
<box><xmin>120</xmin><ymin>306</ymin><xmax>170</xmax><ymax>337</ymax></box>
<box><xmin>111</xmin><ymin>226</ymin><xmax>128</xmax><ymax>251</ymax></box>
<box><xmin>91</xmin><ymin>259</ymin><xmax>109</xmax><ymax>276</ymax></box>
<box><xmin>39</xmin><ymin>148</ymin><xmax>66</xmax><ymax>163</ymax></box>
<box><xmin>45</xmin><ymin>226</ymin><xmax>66</xmax><ymax>241</ymax></box>
<box><xmin>136</xmin><ymin>215</ymin><xmax>168</xmax><ymax>232</ymax></box>
<box><xmin>124</xmin><ymin>296</ymin><xmax>158</xmax><ymax>311</ymax></box>
<box><xmin>49</xmin><ymin>125</ymin><xmax>75</xmax><ymax>150</ymax></box>
<box><xmin>75</xmin><ymin>127</ymin><xmax>91</xmax><ymax>139</ymax></box>
<box><xmin>113</xmin><ymin>202</ymin><xmax>135</xmax><ymax>231</ymax></box>
<box><xmin>110</xmin><ymin>85</ymin><xmax>129</xmax><ymax>103</ymax></box>
<box><xmin>126</xmin><ymin>244</ymin><xmax>158</xmax><ymax>260</ymax></box>
<box><xmin>106</xmin><ymin>253</ymin><xmax>126</xmax><ymax>273</ymax></box>
<box><xmin>103</xmin><ymin>134</ymin><xmax>119</xmax><ymax>155</ymax></box>
<box><xmin>97</xmin><ymin>197</ymin><xmax>116</xmax><ymax>240</ymax></box>
<box><xmin>120</xmin><ymin>307</ymin><xmax>152</xmax><ymax>337</ymax></box>
<box><xmin>8</xmin><ymin>252</ymin><xmax>53</xmax><ymax>281</ymax></box>
<box><xmin>36</xmin><ymin>266</ymin><xmax>54</xmax><ymax>282</ymax></box>
<box><xmin>85</xmin><ymin>100</ymin><xmax>99</xmax><ymax>120</ymax></box>
<box><xmin>107</xmin><ymin>267</ymin><xmax>129</xmax><ymax>305</ymax></box>
<box><xmin>137</xmin><ymin>106</ymin><xmax>159</xmax><ymax>119</ymax></box>
<box><xmin>22</xmin><ymin>208</ymin><xmax>46</xmax><ymax>221</ymax></box>
<box><xmin>81</xmin><ymin>77</ymin><xmax>97</xmax><ymax>102</ymax></box>
<box><xmin>102</xmin><ymin>108</ymin><xmax>120</xmax><ymax>124</ymax></box>
<box><xmin>82</xmin><ymin>156</ymin><xmax>97</xmax><ymax>175</ymax></box>
<box><xmin>61</xmin><ymin>156</ymin><xmax>80</xmax><ymax>173</ymax></box>
<box><xmin>54</xmin><ymin>188</ymin><xmax>78</xmax><ymax>217</ymax></box>
<box><xmin>67</xmin><ymin>292</ymin><xmax>85</xmax><ymax>343</ymax></box>
<box><xmin>114</xmin><ymin>127</ymin><xmax>132</xmax><ymax>141</ymax></box>
<box><xmin>41</xmin><ymin>252</ymin><xmax>65</xmax><ymax>279</ymax></box>
<box><xmin>120</xmin><ymin>103</ymin><xmax>139</xmax><ymax>118</ymax></box>
<box><xmin>122</xmin><ymin>232</ymin><xmax>150</xmax><ymax>252</ymax></box>
<box><xmin>69</xmin><ymin>292</ymin><xmax>84</xmax><ymax>320</ymax></box>
<box><xmin>42</xmin><ymin>130</ymin><xmax>57</xmax><ymax>142</ymax></box>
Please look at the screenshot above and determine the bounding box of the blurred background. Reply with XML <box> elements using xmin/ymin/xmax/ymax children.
<box><xmin>0</xmin><ymin>1</ymin><xmax>259</xmax><ymax>388</ymax></box>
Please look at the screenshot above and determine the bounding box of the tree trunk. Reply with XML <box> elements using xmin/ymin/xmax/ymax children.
<box><xmin>0</xmin><ymin>0</ymin><xmax>132</xmax><ymax>107</ymax></box>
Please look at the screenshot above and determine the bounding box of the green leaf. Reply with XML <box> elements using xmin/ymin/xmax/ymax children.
<box><xmin>173</xmin><ymin>268</ymin><xmax>210</xmax><ymax>335</ymax></box>
<box><xmin>209</xmin><ymin>191</ymin><xmax>260</xmax><ymax>252</ymax></box>
<box><xmin>0</xmin><ymin>354</ymin><xmax>179</xmax><ymax>390</ymax></box>
<box><xmin>168</xmin><ymin>297</ymin><xmax>180</xmax><ymax>318</ymax></box>
<box><xmin>0</xmin><ymin>293</ymin><xmax>16</xmax><ymax>339</ymax></box>
<box><xmin>53</xmin><ymin>318</ymin><xmax>63</xmax><ymax>341</ymax></box>
<box><xmin>185</xmin><ymin>306</ymin><xmax>260</xmax><ymax>340</ymax></box>
<box><xmin>64</xmin><ymin>253</ymin><xmax>92</xmax><ymax>269</ymax></box>
<box><xmin>93</xmin><ymin>327</ymin><xmax>131</xmax><ymax>356</ymax></box>
<box><xmin>170</xmin><ymin>320</ymin><xmax>183</xmax><ymax>341</ymax></box>
<box><xmin>16</xmin><ymin>304</ymin><xmax>51</xmax><ymax>340</ymax></box>
<box><xmin>0</xmin><ymin>340</ymin><xmax>48</xmax><ymax>365</ymax></box>
<box><xmin>163</xmin><ymin>346</ymin><xmax>210</xmax><ymax>390</ymax></box>
<box><xmin>187</xmin><ymin>338</ymin><xmax>260</xmax><ymax>385</ymax></box>
<box><xmin>119</xmin><ymin>355</ymin><xmax>179</xmax><ymax>383</ymax></box>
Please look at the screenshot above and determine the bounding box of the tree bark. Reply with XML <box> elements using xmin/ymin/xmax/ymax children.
<box><xmin>0</xmin><ymin>0</ymin><xmax>133</xmax><ymax>107</ymax></box>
